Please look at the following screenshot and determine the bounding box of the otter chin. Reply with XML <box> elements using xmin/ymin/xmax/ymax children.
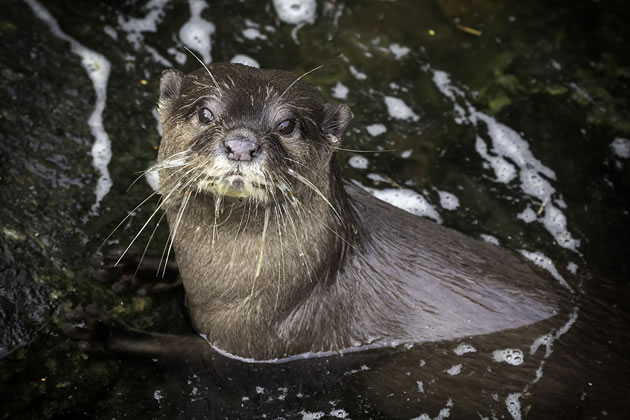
<box><xmin>66</xmin><ymin>63</ymin><xmax>566</xmax><ymax>363</ymax></box>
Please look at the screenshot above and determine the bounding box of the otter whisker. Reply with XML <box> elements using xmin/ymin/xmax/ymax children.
<box><xmin>335</xmin><ymin>147</ymin><xmax>395</xmax><ymax>153</ymax></box>
<box><xmin>279</xmin><ymin>64</ymin><xmax>325</xmax><ymax>100</ymax></box>
<box><xmin>162</xmin><ymin>189</ymin><xmax>191</xmax><ymax>277</ymax></box>
<box><xmin>97</xmin><ymin>189</ymin><xmax>161</xmax><ymax>253</ymax></box>
<box><xmin>283</xmin><ymin>157</ymin><xmax>328</xmax><ymax>186</ymax></box>
<box><xmin>279</xmin><ymin>201</ymin><xmax>314</xmax><ymax>283</ymax></box>
<box><xmin>245</xmin><ymin>206</ymin><xmax>270</xmax><ymax>312</ymax></box>
<box><xmin>184</xmin><ymin>46</ymin><xmax>222</xmax><ymax>98</ymax></box>
<box><xmin>157</xmin><ymin>166</ymin><xmax>208</xmax><ymax>273</ymax></box>
<box><xmin>134</xmin><ymin>205</ymin><xmax>168</xmax><ymax>279</ymax></box>
<box><xmin>286</xmin><ymin>168</ymin><xmax>345</xmax><ymax>226</ymax></box>
<box><xmin>115</xmin><ymin>180</ymin><xmax>183</xmax><ymax>267</ymax></box>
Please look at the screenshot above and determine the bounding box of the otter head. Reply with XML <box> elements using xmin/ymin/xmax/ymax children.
<box><xmin>155</xmin><ymin>64</ymin><xmax>352</xmax><ymax>206</ymax></box>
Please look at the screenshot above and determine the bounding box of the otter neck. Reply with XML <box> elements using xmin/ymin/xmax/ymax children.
<box><xmin>165</xmin><ymin>161</ymin><xmax>359</xmax><ymax>353</ymax></box>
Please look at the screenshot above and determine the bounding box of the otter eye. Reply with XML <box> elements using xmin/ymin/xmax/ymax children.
<box><xmin>197</xmin><ymin>107</ymin><xmax>214</xmax><ymax>125</ymax></box>
<box><xmin>276</xmin><ymin>120</ymin><xmax>296</xmax><ymax>136</ymax></box>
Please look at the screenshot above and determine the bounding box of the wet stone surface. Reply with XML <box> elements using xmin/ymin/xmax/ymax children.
<box><xmin>1</xmin><ymin>0</ymin><xmax>629</xmax><ymax>419</ymax></box>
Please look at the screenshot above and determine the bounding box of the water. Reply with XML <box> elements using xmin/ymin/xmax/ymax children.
<box><xmin>1</xmin><ymin>0</ymin><xmax>629</xmax><ymax>418</ymax></box>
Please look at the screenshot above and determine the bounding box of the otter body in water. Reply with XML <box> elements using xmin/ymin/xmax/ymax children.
<box><xmin>67</xmin><ymin>63</ymin><xmax>562</xmax><ymax>361</ymax></box>
<box><xmin>151</xmin><ymin>63</ymin><xmax>561</xmax><ymax>359</ymax></box>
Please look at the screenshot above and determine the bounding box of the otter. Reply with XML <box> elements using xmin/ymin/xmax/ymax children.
<box><xmin>65</xmin><ymin>63</ymin><xmax>564</xmax><ymax>362</ymax></box>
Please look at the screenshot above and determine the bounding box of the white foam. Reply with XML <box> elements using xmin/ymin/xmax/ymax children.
<box><xmin>103</xmin><ymin>25</ymin><xmax>118</xmax><ymax>40</ymax></box>
<box><xmin>25</xmin><ymin>0</ymin><xmax>113</xmax><ymax>213</ymax></box>
<box><xmin>389</xmin><ymin>43</ymin><xmax>410</xmax><ymax>60</ymax></box>
<box><xmin>145</xmin><ymin>45</ymin><xmax>173</xmax><ymax>67</ymax></box>
<box><xmin>480</xmin><ymin>234</ymin><xmax>500</xmax><ymax>245</ymax></box>
<box><xmin>567</xmin><ymin>262</ymin><xmax>578</xmax><ymax>275</ymax></box>
<box><xmin>349</xmin><ymin>65</ymin><xmax>367</xmax><ymax>80</ymax></box>
<box><xmin>348</xmin><ymin>155</ymin><xmax>368</xmax><ymax>169</ymax></box>
<box><xmin>273</xmin><ymin>0</ymin><xmax>316</xmax><ymax>25</ymax></box>
<box><xmin>331</xmin><ymin>81</ymin><xmax>349</xmax><ymax>100</ymax></box>
<box><xmin>145</xmin><ymin>170</ymin><xmax>160</xmax><ymax>192</ymax></box>
<box><xmin>541</xmin><ymin>204</ymin><xmax>580</xmax><ymax>251</ymax></box>
<box><xmin>366</xmin><ymin>173</ymin><xmax>390</xmax><ymax>184</ymax></box>
<box><xmin>492</xmin><ymin>348</ymin><xmax>524</xmax><ymax>366</ymax></box>
<box><xmin>329</xmin><ymin>409</ymin><xmax>348</xmax><ymax>418</ymax></box>
<box><xmin>437</xmin><ymin>190</ymin><xmax>460</xmax><ymax>210</ymax></box>
<box><xmin>401</xmin><ymin>149</ymin><xmax>412</xmax><ymax>158</ymax></box>
<box><xmin>360</xmin><ymin>184</ymin><xmax>442</xmax><ymax>223</ymax></box>
<box><xmin>230</xmin><ymin>54</ymin><xmax>260</xmax><ymax>68</ymax></box>
<box><xmin>153</xmin><ymin>389</ymin><xmax>163</xmax><ymax>403</ymax></box>
<box><xmin>168</xmin><ymin>47</ymin><xmax>187</xmax><ymax>65</ymax></box>
<box><xmin>300</xmin><ymin>411</ymin><xmax>325</xmax><ymax>420</ymax></box>
<box><xmin>475</xmin><ymin>137</ymin><xmax>517</xmax><ymax>183</ymax></box>
<box><xmin>520</xmin><ymin>250</ymin><xmax>573</xmax><ymax>292</ymax></box>
<box><xmin>516</xmin><ymin>207</ymin><xmax>537</xmax><ymax>223</ymax></box>
<box><xmin>118</xmin><ymin>0</ymin><xmax>170</xmax><ymax>49</ymax></box>
<box><xmin>416</xmin><ymin>380</ymin><xmax>424</xmax><ymax>393</ymax></box>
<box><xmin>446</xmin><ymin>363</ymin><xmax>462</xmax><ymax>375</ymax></box>
<box><xmin>610</xmin><ymin>137</ymin><xmax>630</xmax><ymax>159</ymax></box>
<box><xmin>453</xmin><ymin>343</ymin><xmax>476</xmax><ymax>355</ymax></box>
<box><xmin>384</xmin><ymin>96</ymin><xmax>420</xmax><ymax>121</ymax></box>
<box><xmin>505</xmin><ymin>393</ymin><xmax>522</xmax><ymax>420</ymax></box>
<box><xmin>242</xmin><ymin>27</ymin><xmax>267</xmax><ymax>40</ymax></box>
<box><xmin>431</xmin><ymin>68</ymin><xmax>581</xmax><ymax>253</ymax></box>
<box><xmin>366</xmin><ymin>123</ymin><xmax>387</xmax><ymax>136</ymax></box>
<box><xmin>410</xmin><ymin>399</ymin><xmax>453</xmax><ymax>420</ymax></box>
<box><xmin>179</xmin><ymin>0</ymin><xmax>215</xmax><ymax>64</ymax></box>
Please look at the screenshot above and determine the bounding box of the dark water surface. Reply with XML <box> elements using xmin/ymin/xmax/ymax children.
<box><xmin>1</xmin><ymin>0</ymin><xmax>629</xmax><ymax>418</ymax></box>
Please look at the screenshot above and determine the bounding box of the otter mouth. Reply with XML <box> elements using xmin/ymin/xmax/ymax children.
<box><xmin>197</xmin><ymin>168</ymin><xmax>269</xmax><ymax>201</ymax></box>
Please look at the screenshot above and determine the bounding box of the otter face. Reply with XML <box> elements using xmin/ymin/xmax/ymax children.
<box><xmin>155</xmin><ymin>64</ymin><xmax>352</xmax><ymax>205</ymax></box>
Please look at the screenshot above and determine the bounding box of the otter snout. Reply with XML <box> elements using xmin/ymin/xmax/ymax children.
<box><xmin>222</xmin><ymin>136</ymin><xmax>262</xmax><ymax>162</ymax></box>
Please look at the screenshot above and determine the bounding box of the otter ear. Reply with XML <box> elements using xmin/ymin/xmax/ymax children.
<box><xmin>322</xmin><ymin>103</ymin><xmax>353</xmax><ymax>144</ymax></box>
<box><xmin>158</xmin><ymin>69</ymin><xmax>184</xmax><ymax>116</ymax></box>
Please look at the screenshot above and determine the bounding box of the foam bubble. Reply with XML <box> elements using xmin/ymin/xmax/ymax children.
<box><xmin>506</xmin><ymin>393</ymin><xmax>522</xmax><ymax>420</ymax></box>
<box><xmin>416</xmin><ymin>380</ymin><xmax>424</xmax><ymax>393</ymax></box>
<box><xmin>446</xmin><ymin>363</ymin><xmax>462</xmax><ymax>375</ymax></box>
<box><xmin>567</xmin><ymin>262</ymin><xmax>578</xmax><ymax>274</ymax></box>
<box><xmin>25</xmin><ymin>0</ymin><xmax>113</xmax><ymax>213</ymax></box>
<box><xmin>273</xmin><ymin>0</ymin><xmax>316</xmax><ymax>25</ymax></box>
<box><xmin>349</xmin><ymin>65</ymin><xmax>367</xmax><ymax>80</ymax></box>
<box><xmin>475</xmin><ymin>137</ymin><xmax>517</xmax><ymax>183</ymax></box>
<box><xmin>360</xmin><ymin>185</ymin><xmax>442</xmax><ymax>223</ymax></box>
<box><xmin>492</xmin><ymin>348</ymin><xmax>524</xmax><ymax>366</ymax></box>
<box><xmin>145</xmin><ymin>170</ymin><xmax>160</xmax><ymax>192</ymax></box>
<box><xmin>520</xmin><ymin>250</ymin><xmax>573</xmax><ymax>291</ymax></box>
<box><xmin>242</xmin><ymin>27</ymin><xmax>266</xmax><ymax>40</ymax></box>
<box><xmin>348</xmin><ymin>155</ymin><xmax>368</xmax><ymax>169</ymax></box>
<box><xmin>401</xmin><ymin>149</ymin><xmax>412</xmax><ymax>158</ymax></box>
<box><xmin>329</xmin><ymin>409</ymin><xmax>348</xmax><ymax>418</ymax></box>
<box><xmin>480</xmin><ymin>234</ymin><xmax>500</xmax><ymax>245</ymax></box>
<box><xmin>438</xmin><ymin>190</ymin><xmax>460</xmax><ymax>210</ymax></box>
<box><xmin>453</xmin><ymin>343</ymin><xmax>476</xmax><ymax>355</ymax></box>
<box><xmin>230</xmin><ymin>54</ymin><xmax>260</xmax><ymax>68</ymax></box>
<box><xmin>179</xmin><ymin>0</ymin><xmax>215</xmax><ymax>64</ymax></box>
<box><xmin>517</xmin><ymin>207</ymin><xmax>537</xmax><ymax>223</ymax></box>
<box><xmin>389</xmin><ymin>43</ymin><xmax>410</xmax><ymax>60</ymax></box>
<box><xmin>366</xmin><ymin>123</ymin><xmax>387</xmax><ymax>136</ymax></box>
<box><xmin>611</xmin><ymin>137</ymin><xmax>630</xmax><ymax>159</ymax></box>
<box><xmin>118</xmin><ymin>0</ymin><xmax>170</xmax><ymax>49</ymax></box>
<box><xmin>384</xmin><ymin>96</ymin><xmax>420</xmax><ymax>121</ymax></box>
<box><xmin>300</xmin><ymin>411</ymin><xmax>325</xmax><ymax>420</ymax></box>
<box><xmin>331</xmin><ymin>81</ymin><xmax>349</xmax><ymax>100</ymax></box>
<box><xmin>168</xmin><ymin>47</ymin><xmax>187</xmax><ymax>65</ymax></box>
<box><xmin>431</xmin><ymin>68</ymin><xmax>581</xmax><ymax>253</ymax></box>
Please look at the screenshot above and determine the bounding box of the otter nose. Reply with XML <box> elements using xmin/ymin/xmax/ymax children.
<box><xmin>223</xmin><ymin>137</ymin><xmax>261</xmax><ymax>162</ymax></box>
